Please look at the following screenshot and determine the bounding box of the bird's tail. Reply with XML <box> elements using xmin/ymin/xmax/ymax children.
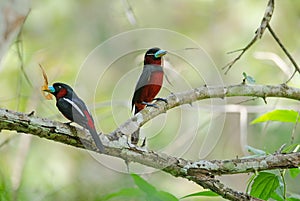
<box><xmin>89</xmin><ymin>128</ymin><xmax>105</xmax><ymax>153</ymax></box>
<box><xmin>131</xmin><ymin>105</ymin><xmax>141</xmax><ymax>145</ymax></box>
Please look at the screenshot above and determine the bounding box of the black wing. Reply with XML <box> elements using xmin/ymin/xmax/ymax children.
<box><xmin>57</xmin><ymin>96</ymin><xmax>90</xmax><ymax>128</ymax></box>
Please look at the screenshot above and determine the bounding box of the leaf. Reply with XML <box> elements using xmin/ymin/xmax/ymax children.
<box><xmin>246</xmin><ymin>174</ymin><xmax>257</xmax><ymax>194</ymax></box>
<box><xmin>282</xmin><ymin>144</ymin><xmax>300</xmax><ymax>154</ymax></box>
<box><xmin>243</xmin><ymin>72</ymin><xmax>256</xmax><ymax>84</ymax></box>
<box><xmin>251</xmin><ymin>110</ymin><xmax>299</xmax><ymax>124</ymax></box>
<box><xmin>131</xmin><ymin>174</ymin><xmax>179</xmax><ymax>201</ymax></box>
<box><xmin>131</xmin><ymin>174</ymin><xmax>157</xmax><ymax>195</ymax></box>
<box><xmin>270</xmin><ymin>190</ymin><xmax>284</xmax><ymax>201</ymax></box>
<box><xmin>246</xmin><ymin>145</ymin><xmax>266</xmax><ymax>155</ymax></box>
<box><xmin>270</xmin><ymin>180</ymin><xmax>285</xmax><ymax>201</ymax></box>
<box><xmin>181</xmin><ymin>191</ymin><xmax>219</xmax><ymax>199</ymax></box>
<box><xmin>287</xmin><ymin>197</ymin><xmax>300</xmax><ymax>201</ymax></box>
<box><xmin>101</xmin><ymin>188</ymin><xmax>144</xmax><ymax>200</ymax></box>
<box><xmin>250</xmin><ymin>172</ymin><xmax>280</xmax><ymax>200</ymax></box>
<box><xmin>289</xmin><ymin>168</ymin><xmax>300</xmax><ymax>178</ymax></box>
<box><xmin>102</xmin><ymin>175</ymin><xmax>179</xmax><ymax>201</ymax></box>
<box><xmin>148</xmin><ymin>191</ymin><xmax>178</xmax><ymax>201</ymax></box>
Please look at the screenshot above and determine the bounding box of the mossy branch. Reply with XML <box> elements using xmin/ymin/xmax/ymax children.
<box><xmin>1</xmin><ymin>83</ymin><xmax>300</xmax><ymax>201</ymax></box>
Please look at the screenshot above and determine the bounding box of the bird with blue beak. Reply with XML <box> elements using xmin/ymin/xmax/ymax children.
<box><xmin>43</xmin><ymin>82</ymin><xmax>105</xmax><ymax>153</ymax></box>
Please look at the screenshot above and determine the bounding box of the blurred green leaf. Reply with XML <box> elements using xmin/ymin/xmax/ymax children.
<box><xmin>270</xmin><ymin>190</ymin><xmax>284</xmax><ymax>201</ymax></box>
<box><xmin>246</xmin><ymin>174</ymin><xmax>257</xmax><ymax>194</ymax></box>
<box><xmin>282</xmin><ymin>144</ymin><xmax>300</xmax><ymax>154</ymax></box>
<box><xmin>149</xmin><ymin>191</ymin><xmax>179</xmax><ymax>201</ymax></box>
<box><xmin>250</xmin><ymin>172</ymin><xmax>280</xmax><ymax>200</ymax></box>
<box><xmin>287</xmin><ymin>197</ymin><xmax>300</xmax><ymax>201</ymax></box>
<box><xmin>101</xmin><ymin>175</ymin><xmax>179</xmax><ymax>201</ymax></box>
<box><xmin>131</xmin><ymin>174</ymin><xmax>157</xmax><ymax>195</ymax></box>
<box><xmin>251</xmin><ymin>110</ymin><xmax>299</xmax><ymax>124</ymax></box>
<box><xmin>101</xmin><ymin>188</ymin><xmax>144</xmax><ymax>200</ymax></box>
<box><xmin>0</xmin><ymin>173</ymin><xmax>12</xmax><ymax>201</ymax></box>
<box><xmin>131</xmin><ymin>174</ymin><xmax>179</xmax><ymax>201</ymax></box>
<box><xmin>289</xmin><ymin>168</ymin><xmax>300</xmax><ymax>178</ymax></box>
<box><xmin>243</xmin><ymin>72</ymin><xmax>256</xmax><ymax>84</ymax></box>
<box><xmin>181</xmin><ymin>190</ymin><xmax>219</xmax><ymax>199</ymax></box>
<box><xmin>246</xmin><ymin>145</ymin><xmax>266</xmax><ymax>155</ymax></box>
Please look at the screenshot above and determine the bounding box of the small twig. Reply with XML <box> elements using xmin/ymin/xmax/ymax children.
<box><xmin>122</xmin><ymin>0</ymin><xmax>137</xmax><ymax>25</ymax></box>
<box><xmin>0</xmin><ymin>136</ymin><xmax>16</xmax><ymax>149</ymax></box>
<box><xmin>222</xmin><ymin>0</ymin><xmax>274</xmax><ymax>74</ymax></box>
<box><xmin>15</xmin><ymin>10</ymin><xmax>32</xmax><ymax>88</ymax></box>
<box><xmin>234</xmin><ymin>97</ymin><xmax>259</xmax><ymax>105</ymax></box>
<box><xmin>279</xmin><ymin>170</ymin><xmax>287</xmax><ymax>200</ymax></box>
<box><xmin>222</xmin><ymin>37</ymin><xmax>257</xmax><ymax>74</ymax></box>
<box><xmin>267</xmin><ymin>24</ymin><xmax>300</xmax><ymax>77</ymax></box>
<box><xmin>285</xmin><ymin>69</ymin><xmax>297</xmax><ymax>84</ymax></box>
<box><xmin>262</xmin><ymin>97</ymin><xmax>267</xmax><ymax>104</ymax></box>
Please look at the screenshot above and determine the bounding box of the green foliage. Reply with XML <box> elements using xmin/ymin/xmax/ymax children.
<box><xmin>250</xmin><ymin>109</ymin><xmax>300</xmax><ymax>200</ymax></box>
<box><xmin>282</xmin><ymin>144</ymin><xmax>300</xmax><ymax>154</ymax></box>
<box><xmin>102</xmin><ymin>174</ymin><xmax>221</xmax><ymax>200</ymax></box>
<box><xmin>181</xmin><ymin>190</ymin><xmax>219</xmax><ymax>199</ymax></box>
<box><xmin>131</xmin><ymin>174</ymin><xmax>178</xmax><ymax>201</ymax></box>
<box><xmin>100</xmin><ymin>188</ymin><xmax>144</xmax><ymax>200</ymax></box>
<box><xmin>272</xmin><ymin>190</ymin><xmax>300</xmax><ymax>201</ymax></box>
<box><xmin>287</xmin><ymin>197</ymin><xmax>300</xmax><ymax>201</ymax></box>
<box><xmin>101</xmin><ymin>174</ymin><xmax>179</xmax><ymax>201</ymax></box>
<box><xmin>0</xmin><ymin>173</ymin><xmax>12</xmax><ymax>201</ymax></box>
<box><xmin>250</xmin><ymin>172</ymin><xmax>280</xmax><ymax>200</ymax></box>
<box><xmin>131</xmin><ymin>174</ymin><xmax>157</xmax><ymax>195</ymax></box>
<box><xmin>251</xmin><ymin>110</ymin><xmax>300</xmax><ymax>124</ymax></box>
<box><xmin>270</xmin><ymin>189</ymin><xmax>284</xmax><ymax>201</ymax></box>
<box><xmin>289</xmin><ymin>168</ymin><xmax>300</xmax><ymax>179</ymax></box>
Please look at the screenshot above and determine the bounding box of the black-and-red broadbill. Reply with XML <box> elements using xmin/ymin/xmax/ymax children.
<box><xmin>131</xmin><ymin>47</ymin><xmax>167</xmax><ymax>144</ymax></box>
<box><xmin>44</xmin><ymin>83</ymin><xmax>105</xmax><ymax>153</ymax></box>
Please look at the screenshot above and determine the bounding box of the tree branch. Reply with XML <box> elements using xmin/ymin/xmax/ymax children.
<box><xmin>0</xmin><ymin>108</ymin><xmax>264</xmax><ymax>201</ymax></box>
<box><xmin>110</xmin><ymin>83</ymin><xmax>300</xmax><ymax>139</ymax></box>
<box><xmin>1</xmin><ymin>83</ymin><xmax>300</xmax><ymax>200</ymax></box>
<box><xmin>185</xmin><ymin>152</ymin><xmax>300</xmax><ymax>175</ymax></box>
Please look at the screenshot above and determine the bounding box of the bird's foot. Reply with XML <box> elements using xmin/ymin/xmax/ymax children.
<box><xmin>127</xmin><ymin>140</ymin><xmax>137</xmax><ymax>148</ymax></box>
<box><xmin>28</xmin><ymin>111</ymin><xmax>35</xmax><ymax>116</ymax></box>
<box><xmin>153</xmin><ymin>97</ymin><xmax>168</xmax><ymax>104</ymax></box>
<box><xmin>142</xmin><ymin>101</ymin><xmax>158</xmax><ymax>108</ymax></box>
<box><xmin>64</xmin><ymin>121</ymin><xmax>73</xmax><ymax>126</ymax></box>
<box><xmin>141</xmin><ymin>137</ymin><xmax>147</xmax><ymax>147</ymax></box>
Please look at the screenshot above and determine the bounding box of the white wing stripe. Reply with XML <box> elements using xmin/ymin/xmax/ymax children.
<box><xmin>63</xmin><ymin>97</ymin><xmax>85</xmax><ymax>117</ymax></box>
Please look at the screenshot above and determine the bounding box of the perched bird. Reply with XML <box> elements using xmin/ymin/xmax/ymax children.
<box><xmin>43</xmin><ymin>82</ymin><xmax>105</xmax><ymax>153</ymax></box>
<box><xmin>131</xmin><ymin>47</ymin><xmax>167</xmax><ymax>144</ymax></box>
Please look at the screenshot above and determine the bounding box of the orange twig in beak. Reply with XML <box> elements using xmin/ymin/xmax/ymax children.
<box><xmin>39</xmin><ymin>64</ymin><xmax>53</xmax><ymax>100</ymax></box>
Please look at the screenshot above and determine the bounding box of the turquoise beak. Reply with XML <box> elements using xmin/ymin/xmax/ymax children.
<box><xmin>154</xmin><ymin>49</ymin><xmax>167</xmax><ymax>58</ymax></box>
<box><xmin>46</xmin><ymin>85</ymin><xmax>55</xmax><ymax>93</ymax></box>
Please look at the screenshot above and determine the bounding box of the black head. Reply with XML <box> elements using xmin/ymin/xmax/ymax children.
<box><xmin>44</xmin><ymin>82</ymin><xmax>75</xmax><ymax>99</ymax></box>
<box><xmin>144</xmin><ymin>47</ymin><xmax>167</xmax><ymax>65</ymax></box>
